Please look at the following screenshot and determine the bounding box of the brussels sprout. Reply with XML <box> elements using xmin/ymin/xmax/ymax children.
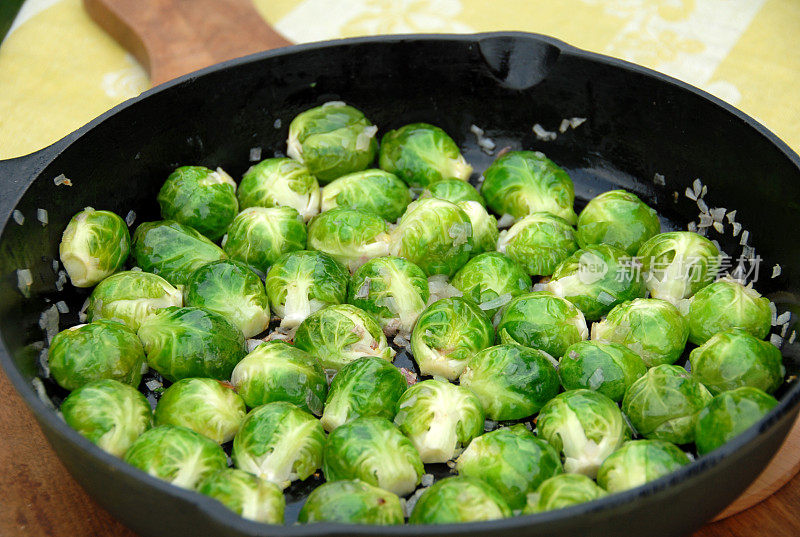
<box><xmin>591</xmin><ymin>298</ymin><xmax>689</xmax><ymax>367</ymax></box>
<box><xmin>637</xmin><ymin>231</ymin><xmax>720</xmax><ymax>304</ymax></box>
<box><xmin>86</xmin><ymin>271</ymin><xmax>183</xmax><ymax>331</ymax></box>
<box><xmin>456</xmin><ymin>425</ymin><xmax>562</xmax><ymax>510</ymax></box>
<box><xmin>157</xmin><ymin>166</ymin><xmax>238</xmax><ymax>240</ymax></box>
<box><xmin>137</xmin><ymin>306</ymin><xmax>246</xmax><ymax>382</ymax></box>
<box><xmin>323</xmin><ymin>416</ymin><xmax>424</xmax><ymax>496</ymax></box>
<box><xmin>307</xmin><ymin>208</ymin><xmax>392</xmax><ymax>271</ymax></box>
<box><xmin>238</xmin><ymin>158</ymin><xmax>320</xmax><ymax>221</ymax></box>
<box><xmin>559</xmin><ymin>341</ymin><xmax>647</xmax><ymax>402</ymax></box>
<box><xmin>132</xmin><ymin>220</ymin><xmax>226</xmax><ymax>286</ymax></box>
<box><xmin>298</xmin><ymin>480</ymin><xmax>404</xmax><ymax>525</ymax></box>
<box><xmin>409</xmin><ymin>476</ymin><xmax>511</xmax><ymax>524</ymax></box>
<box><xmin>689</xmin><ymin>329</ymin><xmax>784</xmax><ymax>395</ymax></box>
<box><xmin>423</xmin><ymin>177</ymin><xmax>484</xmax><ymax>205</ymax></box>
<box><xmin>48</xmin><ymin>320</ymin><xmax>145</xmax><ymax>391</ymax></box>
<box><xmin>123</xmin><ymin>425</ymin><xmax>228</xmax><ymax>490</ymax></box>
<box><xmin>222</xmin><ymin>206</ymin><xmax>307</xmax><ymax>276</ymax></box>
<box><xmin>576</xmin><ymin>190</ymin><xmax>660</xmax><ymax>256</ymax></box>
<box><xmin>394</xmin><ymin>380</ymin><xmax>484</xmax><ymax>463</ymax></box>
<box><xmin>287</xmin><ymin>102</ymin><xmax>378</xmax><ymax>183</ymax></box>
<box><xmin>451</xmin><ymin>252</ymin><xmax>530</xmax><ymax>317</ymax></box>
<box><xmin>537</xmin><ymin>389</ymin><xmax>630</xmax><ymax>477</ymax></box>
<box><xmin>622</xmin><ymin>364</ymin><xmax>713</xmax><ymax>444</ymax></box>
<box><xmin>59</xmin><ymin>207</ymin><xmax>130</xmax><ymax>288</ymax></box>
<box><xmin>482</xmin><ymin>151</ymin><xmax>576</xmax><ymax>224</ymax></box>
<box><xmin>596</xmin><ymin>439</ymin><xmax>690</xmax><ymax>493</ymax></box>
<box><xmin>231</xmin><ymin>341</ymin><xmax>327</xmax><ymax>415</ymax></box>
<box><xmin>457</xmin><ymin>200</ymin><xmax>498</xmax><ymax>256</ymax></box>
<box><xmin>184</xmin><ymin>260</ymin><xmax>270</xmax><ymax>338</ymax></box>
<box><xmin>154</xmin><ymin>378</ymin><xmax>246</xmax><ymax>443</ymax></box>
<box><xmin>232</xmin><ymin>402</ymin><xmax>325</xmax><ymax>489</ymax></box>
<box><xmin>294</xmin><ymin>304</ymin><xmax>394</xmax><ymax>371</ymax></box>
<box><xmin>547</xmin><ymin>244</ymin><xmax>646</xmax><ymax>321</ymax></box>
<box><xmin>348</xmin><ymin>256</ymin><xmax>430</xmax><ymax>335</ymax></box>
<box><xmin>694</xmin><ymin>387</ymin><xmax>779</xmax><ymax>455</ymax></box>
<box><xmin>197</xmin><ymin>468</ymin><xmax>285</xmax><ymax>524</ymax></box>
<box><xmin>321</xmin><ymin>357</ymin><xmax>407</xmax><ymax>432</ymax></box>
<box><xmin>496</xmin><ymin>291</ymin><xmax>588</xmax><ymax>358</ymax></box>
<box><xmin>523</xmin><ymin>474</ymin><xmax>607</xmax><ymax>514</ymax></box>
<box><xmin>459</xmin><ymin>344</ymin><xmax>560</xmax><ymax>420</ymax></box>
<box><xmin>410</xmin><ymin>297</ymin><xmax>494</xmax><ymax>379</ymax></box>
<box><xmin>684</xmin><ymin>277</ymin><xmax>772</xmax><ymax>345</ymax></box>
<box><xmin>379</xmin><ymin>123</ymin><xmax>472</xmax><ymax>188</ymax></box>
<box><xmin>390</xmin><ymin>198</ymin><xmax>473</xmax><ymax>277</ymax></box>
<box><xmin>265</xmin><ymin>250</ymin><xmax>349</xmax><ymax>329</ymax></box>
<box><xmin>497</xmin><ymin>213</ymin><xmax>579</xmax><ymax>277</ymax></box>
<box><xmin>320</xmin><ymin>169</ymin><xmax>411</xmax><ymax>221</ymax></box>
<box><xmin>61</xmin><ymin>379</ymin><xmax>152</xmax><ymax>457</ymax></box>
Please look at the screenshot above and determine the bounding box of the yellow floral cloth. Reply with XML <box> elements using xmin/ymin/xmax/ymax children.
<box><xmin>1</xmin><ymin>0</ymin><xmax>799</xmax><ymax>159</ymax></box>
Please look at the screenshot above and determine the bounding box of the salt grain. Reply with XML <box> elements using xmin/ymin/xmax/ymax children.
<box><xmin>687</xmin><ymin>222</ymin><xmax>697</xmax><ymax>232</ymax></box>
<box><xmin>39</xmin><ymin>305</ymin><xmax>60</xmax><ymax>343</ymax></box>
<box><xmin>12</xmin><ymin>210</ymin><xmax>24</xmax><ymax>225</ymax></box>
<box><xmin>53</xmin><ymin>174</ymin><xmax>72</xmax><ymax>187</ymax></box>
<box><xmin>698</xmin><ymin>214</ymin><xmax>713</xmax><ymax>228</ymax></box>
<box><xmin>653</xmin><ymin>173</ymin><xmax>666</xmax><ymax>186</ymax></box>
<box><xmin>701</xmin><ymin>185</ymin><xmax>708</xmax><ymax>197</ymax></box>
<box><xmin>772</xmin><ymin>264</ymin><xmax>782</xmax><ymax>278</ymax></box>
<box><xmin>776</xmin><ymin>312</ymin><xmax>791</xmax><ymax>325</ymax></box>
<box><xmin>125</xmin><ymin>210</ymin><xmax>136</xmax><ymax>227</ymax></box>
<box><xmin>740</xmin><ymin>230</ymin><xmax>749</xmax><ymax>246</ymax></box>
<box><xmin>273</xmin><ymin>118</ymin><xmax>282</xmax><ymax>129</ymax></box>
<box><xmin>249</xmin><ymin>147</ymin><xmax>262</xmax><ymax>162</ymax></box>
<box><xmin>769</xmin><ymin>302</ymin><xmax>778</xmax><ymax>325</ymax></box>
<box><xmin>532</xmin><ymin>123</ymin><xmax>557</xmax><ymax>141</ymax></box>
<box><xmin>692</xmin><ymin>179</ymin><xmax>703</xmax><ymax>197</ymax></box>
<box><xmin>16</xmin><ymin>269</ymin><xmax>33</xmax><ymax>297</ymax></box>
<box><xmin>558</xmin><ymin>119</ymin><xmax>570</xmax><ymax>133</ymax></box>
<box><xmin>697</xmin><ymin>198</ymin><xmax>709</xmax><ymax>214</ymax></box>
<box><xmin>51</xmin><ymin>259</ymin><xmax>59</xmax><ymax>273</ymax></box>
<box><xmin>35</xmin><ymin>208</ymin><xmax>48</xmax><ymax>226</ymax></box>
<box><xmin>726</xmin><ymin>210</ymin><xmax>737</xmax><ymax>224</ymax></box>
<box><xmin>712</xmin><ymin>221</ymin><xmax>724</xmax><ymax>234</ymax></box>
<box><xmin>710</xmin><ymin>207</ymin><xmax>726</xmax><ymax>222</ymax></box>
<box><xmin>781</xmin><ymin>323</ymin><xmax>790</xmax><ymax>337</ymax></box>
<box><xmin>790</xmin><ymin>331</ymin><xmax>797</xmax><ymax>344</ymax></box>
<box><xmin>55</xmin><ymin>300</ymin><xmax>69</xmax><ymax>314</ymax></box>
<box><xmin>569</xmin><ymin>117</ymin><xmax>587</xmax><ymax>129</ymax></box>
<box><xmin>684</xmin><ymin>187</ymin><xmax>697</xmax><ymax>201</ymax></box>
<box><xmin>732</xmin><ymin>222</ymin><xmax>742</xmax><ymax>237</ymax></box>
<box><xmin>770</xmin><ymin>334</ymin><xmax>783</xmax><ymax>348</ymax></box>
<box><xmin>145</xmin><ymin>379</ymin><xmax>163</xmax><ymax>391</ymax></box>
<box><xmin>421</xmin><ymin>474</ymin><xmax>434</xmax><ymax>487</ymax></box>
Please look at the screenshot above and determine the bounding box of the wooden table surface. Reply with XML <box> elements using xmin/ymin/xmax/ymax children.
<box><xmin>1</xmin><ymin>369</ymin><xmax>798</xmax><ymax>537</ymax></box>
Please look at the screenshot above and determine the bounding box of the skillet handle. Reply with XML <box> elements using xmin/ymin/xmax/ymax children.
<box><xmin>82</xmin><ymin>0</ymin><xmax>293</xmax><ymax>87</ymax></box>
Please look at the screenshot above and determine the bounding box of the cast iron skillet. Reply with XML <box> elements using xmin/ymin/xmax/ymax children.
<box><xmin>1</xmin><ymin>32</ymin><xmax>800</xmax><ymax>537</ymax></box>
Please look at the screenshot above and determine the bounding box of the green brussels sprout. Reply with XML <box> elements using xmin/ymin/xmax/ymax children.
<box><xmin>222</xmin><ymin>206</ymin><xmax>307</xmax><ymax>276</ymax></box>
<box><xmin>390</xmin><ymin>198</ymin><xmax>473</xmax><ymax>277</ymax></box>
<box><xmin>184</xmin><ymin>260</ymin><xmax>270</xmax><ymax>338</ymax></box>
<box><xmin>307</xmin><ymin>208</ymin><xmax>392</xmax><ymax>271</ymax></box>
<box><xmin>496</xmin><ymin>212</ymin><xmax>578</xmax><ymax>277</ymax></box>
<box><xmin>422</xmin><ymin>177</ymin><xmax>485</xmax><ymax>205</ymax></box>
<box><xmin>123</xmin><ymin>424</ymin><xmax>228</xmax><ymax>490</ymax></box>
<box><xmin>197</xmin><ymin>468</ymin><xmax>285</xmax><ymax>524</ymax></box>
<box><xmin>238</xmin><ymin>158</ymin><xmax>320</xmax><ymax>221</ymax></box>
<box><xmin>576</xmin><ymin>190</ymin><xmax>660</xmax><ymax>256</ymax></box>
<box><xmin>451</xmin><ymin>252</ymin><xmax>530</xmax><ymax>317</ymax></box>
<box><xmin>298</xmin><ymin>480</ymin><xmax>403</xmax><ymax>525</ymax></box>
<box><xmin>157</xmin><ymin>166</ymin><xmax>238</xmax><ymax>240</ymax></box>
<box><xmin>287</xmin><ymin>102</ymin><xmax>378</xmax><ymax>183</ymax></box>
<box><xmin>59</xmin><ymin>207</ymin><xmax>130</xmax><ymax>287</ymax></box>
<box><xmin>537</xmin><ymin>389</ymin><xmax>630</xmax><ymax>477</ymax></box>
<box><xmin>61</xmin><ymin>379</ymin><xmax>151</xmax><ymax>457</ymax></box>
<box><xmin>265</xmin><ymin>250</ymin><xmax>349</xmax><ymax>329</ymax></box>
<box><xmin>459</xmin><ymin>343</ymin><xmax>560</xmax><ymax>420</ymax></box>
<box><xmin>689</xmin><ymin>329</ymin><xmax>784</xmax><ymax>395</ymax></box>
<box><xmin>379</xmin><ymin>123</ymin><xmax>472</xmax><ymax>188</ymax></box>
<box><xmin>137</xmin><ymin>306</ymin><xmax>246</xmax><ymax>382</ymax></box>
<box><xmin>455</xmin><ymin>425</ymin><xmax>563</xmax><ymax>510</ymax></box>
<box><xmin>591</xmin><ymin>298</ymin><xmax>689</xmax><ymax>367</ymax></box>
<box><xmin>348</xmin><ymin>256</ymin><xmax>430</xmax><ymax>335</ymax></box>
<box><xmin>132</xmin><ymin>220</ymin><xmax>226</xmax><ymax>286</ymax></box>
<box><xmin>694</xmin><ymin>387</ymin><xmax>779</xmax><ymax>455</ymax></box>
<box><xmin>559</xmin><ymin>341</ymin><xmax>647</xmax><ymax>402</ymax></box>
<box><xmin>294</xmin><ymin>304</ymin><xmax>394</xmax><ymax>371</ymax></box>
<box><xmin>637</xmin><ymin>231</ymin><xmax>720</xmax><ymax>304</ymax></box>
<box><xmin>683</xmin><ymin>277</ymin><xmax>772</xmax><ymax>345</ymax></box>
<box><xmin>48</xmin><ymin>320</ymin><xmax>145</xmax><ymax>391</ymax></box>
<box><xmin>394</xmin><ymin>379</ymin><xmax>484</xmax><ymax>463</ymax></box>
<box><xmin>410</xmin><ymin>297</ymin><xmax>494</xmax><ymax>379</ymax></box>
<box><xmin>596</xmin><ymin>439</ymin><xmax>690</xmax><ymax>493</ymax></box>
<box><xmin>154</xmin><ymin>378</ymin><xmax>246</xmax><ymax>443</ymax></box>
<box><xmin>457</xmin><ymin>200</ymin><xmax>498</xmax><ymax>256</ymax></box>
<box><xmin>622</xmin><ymin>364</ymin><xmax>713</xmax><ymax>444</ymax></box>
<box><xmin>320</xmin><ymin>169</ymin><xmax>411</xmax><ymax>221</ymax></box>
<box><xmin>496</xmin><ymin>291</ymin><xmax>588</xmax><ymax>358</ymax></box>
<box><xmin>409</xmin><ymin>476</ymin><xmax>511</xmax><ymax>524</ymax></box>
<box><xmin>232</xmin><ymin>402</ymin><xmax>325</xmax><ymax>488</ymax></box>
<box><xmin>547</xmin><ymin>244</ymin><xmax>646</xmax><ymax>321</ymax></box>
<box><xmin>86</xmin><ymin>271</ymin><xmax>183</xmax><ymax>331</ymax></box>
<box><xmin>321</xmin><ymin>356</ymin><xmax>407</xmax><ymax>432</ymax></box>
<box><xmin>482</xmin><ymin>151</ymin><xmax>576</xmax><ymax>224</ymax></box>
<box><xmin>323</xmin><ymin>416</ymin><xmax>424</xmax><ymax>496</ymax></box>
<box><xmin>523</xmin><ymin>473</ymin><xmax>607</xmax><ymax>514</ymax></box>
<box><xmin>231</xmin><ymin>341</ymin><xmax>327</xmax><ymax>415</ymax></box>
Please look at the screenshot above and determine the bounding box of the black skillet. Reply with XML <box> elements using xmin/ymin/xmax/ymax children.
<box><xmin>1</xmin><ymin>32</ymin><xmax>800</xmax><ymax>537</ymax></box>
